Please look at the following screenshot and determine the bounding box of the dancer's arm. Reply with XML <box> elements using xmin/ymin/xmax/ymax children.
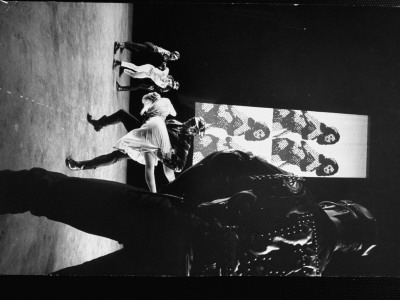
<box><xmin>144</xmin><ymin>152</ymin><xmax>157</xmax><ymax>193</ymax></box>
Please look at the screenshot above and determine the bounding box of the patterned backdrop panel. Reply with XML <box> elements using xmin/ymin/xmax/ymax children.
<box><xmin>194</xmin><ymin>102</ymin><xmax>369</xmax><ymax>178</ymax></box>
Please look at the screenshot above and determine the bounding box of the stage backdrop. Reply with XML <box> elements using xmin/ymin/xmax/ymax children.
<box><xmin>194</xmin><ymin>102</ymin><xmax>369</xmax><ymax>178</ymax></box>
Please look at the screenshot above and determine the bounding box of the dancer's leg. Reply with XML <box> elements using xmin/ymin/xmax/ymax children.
<box><xmin>122</xmin><ymin>41</ymin><xmax>152</xmax><ymax>53</ymax></box>
<box><xmin>88</xmin><ymin>110</ymin><xmax>141</xmax><ymax>132</ymax></box>
<box><xmin>130</xmin><ymin>71</ymin><xmax>149</xmax><ymax>79</ymax></box>
<box><xmin>66</xmin><ymin>150</ymin><xmax>129</xmax><ymax>171</ymax></box>
<box><xmin>0</xmin><ymin>168</ymin><xmax>191</xmax><ymax>246</ymax></box>
<box><xmin>120</xmin><ymin>61</ymin><xmax>139</xmax><ymax>72</ymax></box>
<box><xmin>50</xmin><ymin>248</ymin><xmax>135</xmax><ymax>275</ymax></box>
<box><xmin>117</xmin><ymin>79</ymin><xmax>155</xmax><ymax>92</ymax></box>
<box><xmin>51</xmin><ymin>234</ymin><xmax>190</xmax><ymax>275</ymax></box>
<box><xmin>50</xmin><ymin>247</ymin><xmax>180</xmax><ymax>276</ymax></box>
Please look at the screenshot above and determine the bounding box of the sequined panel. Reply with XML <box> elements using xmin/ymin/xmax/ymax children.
<box><xmin>235</xmin><ymin>213</ymin><xmax>322</xmax><ymax>276</ymax></box>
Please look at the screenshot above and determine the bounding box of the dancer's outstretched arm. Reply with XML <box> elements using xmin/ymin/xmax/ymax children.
<box><xmin>144</xmin><ymin>152</ymin><xmax>157</xmax><ymax>193</ymax></box>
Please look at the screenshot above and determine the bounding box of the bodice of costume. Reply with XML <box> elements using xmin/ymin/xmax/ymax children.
<box><xmin>141</xmin><ymin>97</ymin><xmax>176</xmax><ymax>119</ymax></box>
<box><xmin>145</xmin><ymin>65</ymin><xmax>170</xmax><ymax>88</ymax></box>
<box><xmin>127</xmin><ymin>64</ymin><xmax>169</xmax><ymax>88</ymax></box>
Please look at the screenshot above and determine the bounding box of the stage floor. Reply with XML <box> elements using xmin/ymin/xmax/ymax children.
<box><xmin>0</xmin><ymin>2</ymin><xmax>133</xmax><ymax>274</ymax></box>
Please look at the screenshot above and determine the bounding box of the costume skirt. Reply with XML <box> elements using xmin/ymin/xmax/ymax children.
<box><xmin>114</xmin><ymin>116</ymin><xmax>171</xmax><ymax>165</ymax></box>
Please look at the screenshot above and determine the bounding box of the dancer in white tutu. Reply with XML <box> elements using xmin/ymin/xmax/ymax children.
<box><xmin>66</xmin><ymin>92</ymin><xmax>176</xmax><ymax>193</ymax></box>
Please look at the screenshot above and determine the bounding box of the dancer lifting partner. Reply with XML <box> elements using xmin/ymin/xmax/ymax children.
<box><xmin>66</xmin><ymin>92</ymin><xmax>176</xmax><ymax>193</ymax></box>
<box><xmin>66</xmin><ymin>94</ymin><xmax>207</xmax><ymax>182</ymax></box>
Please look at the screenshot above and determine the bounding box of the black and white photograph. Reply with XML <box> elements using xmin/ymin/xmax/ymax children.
<box><xmin>1</xmin><ymin>1</ymin><xmax>400</xmax><ymax>280</ymax></box>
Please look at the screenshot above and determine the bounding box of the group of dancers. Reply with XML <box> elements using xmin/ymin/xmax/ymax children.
<box><xmin>66</xmin><ymin>41</ymin><xmax>206</xmax><ymax>193</ymax></box>
<box><xmin>114</xmin><ymin>41</ymin><xmax>180</xmax><ymax>93</ymax></box>
<box><xmin>0</xmin><ymin>41</ymin><xmax>378</xmax><ymax>276</ymax></box>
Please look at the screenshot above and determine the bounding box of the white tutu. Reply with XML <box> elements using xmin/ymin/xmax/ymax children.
<box><xmin>114</xmin><ymin>116</ymin><xmax>171</xmax><ymax>165</ymax></box>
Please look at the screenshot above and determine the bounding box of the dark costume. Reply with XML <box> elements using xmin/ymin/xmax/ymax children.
<box><xmin>161</xmin><ymin>119</ymin><xmax>195</xmax><ymax>172</ymax></box>
<box><xmin>0</xmin><ymin>150</ymin><xmax>376</xmax><ymax>276</ymax></box>
<box><xmin>116</xmin><ymin>41</ymin><xmax>178</xmax><ymax>70</ymax></box>
<box><xmin>68</xmin><ymin>110</ymin><xmax>198</xmax><ymax>173</ymax></box>
<box><xmin>117</xmin><ymin>77</ymin><xmax>176</xmax><ymax>94</ymax></box>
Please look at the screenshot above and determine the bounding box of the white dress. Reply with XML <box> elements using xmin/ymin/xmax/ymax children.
<box><xmin>113</xmin><ymin>97</ymin><xmax>176</xmax><ymax>166</ymax></box>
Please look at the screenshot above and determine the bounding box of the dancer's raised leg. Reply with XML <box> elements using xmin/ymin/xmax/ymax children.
<box><xmin>87</xmin><ymin>110</ymin><xmax>141</xmax><ymax>132</ymax></box>
<box><xmin>66</xmin><ymin>150</ymin><xmax>129</xmax><ymax>171</ymax></box>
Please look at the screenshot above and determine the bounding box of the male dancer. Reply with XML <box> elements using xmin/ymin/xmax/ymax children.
<box><xmin>114</xmin><ymin>41</ymin><xmax>180</xmax><ymax>70</ymax></box>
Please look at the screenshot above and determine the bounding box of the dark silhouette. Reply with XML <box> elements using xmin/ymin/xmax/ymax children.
<box><xmin>114</xmin><ymin>41</ymin><xmax>180</xmax><ymax>70</ymax></box>
<box><xmin>0</xmin><ymin>150</ymin><xmax>377</xmax><ymax>275</ymax></box>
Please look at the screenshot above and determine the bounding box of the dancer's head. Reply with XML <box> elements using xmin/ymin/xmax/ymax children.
<box><xmin>170</xmin><ymin>51</ymin><xmax>180</xmax><ymax>61</ymax></box>
<box><xmin>320</xmin><ymin>200</ymin><xmax>378</xmax><ymax>256</ymax></box>
<box><xmin>142</xmin><ymin>92</ymin><xmax>161</xmax><ymax>102</ymax></box>
<box><xmin>315</xmin><ymin>155</ymin><xmax>339</xmax><ymax>176</ymax></box>
<box><xmin>245</xmin><ymin>118</ymin><xmax>271</xmax><ymax>141</ymax></box>
<box><xmin>167</xmin><ymin>75</ymin><xmax>180</xmax><ymax>91</ymax></box>
<box><xmin>183</xmin><ymin>117</ymin><xmax>208</xmax><ymax>137</ymax></box>
<box><xmin>316</xmin><ymin>123</ymin><xmax>340</xmax><ymax>145</ymax></box>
